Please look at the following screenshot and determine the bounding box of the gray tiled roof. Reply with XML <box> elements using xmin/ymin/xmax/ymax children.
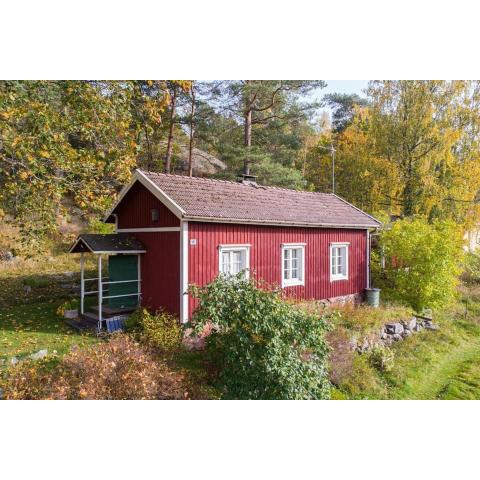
<box><xmin>141</xmin><ymin>171</ymin><xmax>381</xmax><ymax>228</ymax></box>
<box><xmin>70</xmin><ymin>234</ymin><xmax>146</xmax><ymax>253</ymax></box>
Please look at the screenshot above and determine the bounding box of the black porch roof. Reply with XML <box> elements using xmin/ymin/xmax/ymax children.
<box><xmin>69</xmin><ymin>234</ymin><xmax>146</xmax><ymax>254</ymax></box>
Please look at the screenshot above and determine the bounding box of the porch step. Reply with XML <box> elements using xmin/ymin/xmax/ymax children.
<box><xmin>64</xmin><ymin>317</ymin><xmax>97</xmax><ymax>332</ymax></box>
<box><xmin>91</xmin><ymin>305</ymin><xmax>137</xmax><ymax>317</ymax></box>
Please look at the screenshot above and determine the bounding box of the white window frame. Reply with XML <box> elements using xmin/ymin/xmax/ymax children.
<box><xmin>281</xmin><ymin>243</ymin><xmax>306</xmax><ymax>288</ymax></box>
<box><xmin>330</xmin><ymin>242</ymin><xmax>349</xmax><ymax>281</ymax></box>
<box><xmin>218</xmin><ymin>244</ymin><xmax>250</xmax><ymax>278</ymax></box>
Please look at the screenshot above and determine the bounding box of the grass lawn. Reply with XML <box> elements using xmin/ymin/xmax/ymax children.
<box><xmin>332</xmin><ymin>285</ymin><xmax>480</xmax><ymax>400</ymax></box>
<box><xmin>383</xmin><ymin>319</ymin><xmax>480</xmax><ymax>399</ymax></box>
<box><xmin>0</xmin><ymin>300</ymin><xmax>100</xmax><ymax>365</ymax></box>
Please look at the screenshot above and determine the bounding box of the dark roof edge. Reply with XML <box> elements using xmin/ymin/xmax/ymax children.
<box><xmin>331</xmin><ymin>194</ymin><xmax>383</xmax><ymax>226</ymax></box>
<box><xmin>183</xmin><ymin>216</ymin><xmax>380</xmax><ymax>229</ymax></box>
<box><xmin>69</xmin><ymin>234</ymin><xmax>147</xmax><ymax>254</ymax></box>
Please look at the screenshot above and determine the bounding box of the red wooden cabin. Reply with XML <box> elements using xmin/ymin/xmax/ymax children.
<box><xmin>71</xmin><ymin>169</ymin><xmax>381</xmax><ymax>326</ymax></box>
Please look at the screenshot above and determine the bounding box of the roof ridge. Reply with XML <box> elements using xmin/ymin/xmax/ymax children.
<box><xmin>139</xmin><ymin>169</ymin><xmax>334</xmax><ymax>196</ymax></box>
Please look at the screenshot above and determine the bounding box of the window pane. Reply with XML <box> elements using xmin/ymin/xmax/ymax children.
<box><xmin>284</xmin><ymin>248</ymin><xmax>290</xmax><ymax>280</ymax></box>
<box><xmin>331</xmin><ymin>246</ymin><xmax>348</xmax><ymax>277</ymax></box>
<box><xmin>284</xmin><ymin>247</ymin><xmax>304</xmax><ymax>283</ymax></box>
<box><xmin>340</xmin><ymin>247</ymin><xmax>346</xmax><ymax>275</ymax></box>
<box><xmin>221</xmin><ymin>249</ymin><xmax>248</xmax><ymax>276</ymax></box>
<box><xmin>221</xmin><ymin>252</ymin><xmax>230</xmax><ymax>273</ymax></box>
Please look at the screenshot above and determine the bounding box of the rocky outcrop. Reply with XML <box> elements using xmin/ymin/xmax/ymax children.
<box><xmin>353</xmin><ymin>314</ymin><xmax>439</xmax><ymax>354</ymax></box>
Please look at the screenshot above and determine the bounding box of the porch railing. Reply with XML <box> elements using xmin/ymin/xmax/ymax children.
<box><xmin>80</xmin><ymin>253</ymin><xmax>142</xmax><ymax>332</ymax></box>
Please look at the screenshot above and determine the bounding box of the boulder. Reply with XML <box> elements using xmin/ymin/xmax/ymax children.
<box><xmin>30</xmin><ymin>349</ymin><xmax>48</xmax><ymax>361</ymax></box>
<box><xmin>10</xmin><ymin>357</ymin><xmax>19</xmax><ymax>366</ymax></box>
<box><xmin>402</xmin><ymin>329</ymin><xmax>412</xmax><ymax>338</ymax></box>
<box><xmin>403</xmin><ymin>317</ymin><xmax>417</xmax><ymax>331</ymax></box>
<box><xmin>383</xmin><ymin>336</ymin><xmax>394</xmax><ymax>346</ymax></box>
<box><xmin>0</xmin><ymin>251</ymin><xmax>14</xmax><ymax>262</ymax></box>
<box><xmin>386</xmin><ymin>323</ymin><xmax>404</xmax><ymax>335</ymax></box>
<box><xmin>357</xmin><ymin>338</ymin><xmax>370</xmax><ymax>354</ymax></box>
<box><xmin>422</xmin><ymin>309</ymin><xmax>433</xmax><ymax>320</ymax></box>
<box><xmin>392</xmin><ymin>333</ymin><xmax>403</xmax><ymax>342</ymax></box>
<box><xmin>425</xmin><ymin>323</ymin><xmax>439</xmax><ymax>331</ymax></box>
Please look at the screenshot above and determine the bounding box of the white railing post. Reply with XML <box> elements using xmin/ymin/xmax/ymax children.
<box><xmin>137</xmin><ymin>254</ymin><xmax>141</xmax><ymax>306</ymax></box>
<box><xmin>80</xmin><ymin>252</ymin><xmax>85</xmax><ymax>315</ymax></box>
<box><xmin>98</xmin><ymin>254</ymin><xmax>103</xmax><ymax>332</ymax></box>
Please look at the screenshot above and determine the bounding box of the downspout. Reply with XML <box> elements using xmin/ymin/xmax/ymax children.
<box><xmin>366</xmin><ymin>230</ymin><xmax>371</xmax><ymax>289</ymax></box>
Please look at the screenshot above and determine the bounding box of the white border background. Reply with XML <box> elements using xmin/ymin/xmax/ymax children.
<box><xmin>2</xmin><ymin>1</ymin><xmax>480</xmax><ymax>478</ymax></box>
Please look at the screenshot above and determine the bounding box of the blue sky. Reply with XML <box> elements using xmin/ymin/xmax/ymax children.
<box><xmin>308</xmin><ymin>80</ymin><xmax>370</xmax><ymax>124</ymax></box>
<box><xmin>309</xmin><ymin>80</ymin><xmax>370</xmax><ymax>102</ymax></box>
<box><xmin>322</xmin><ymin>80</ymin><xmax>369</xmax><ymax>97</ymax></box>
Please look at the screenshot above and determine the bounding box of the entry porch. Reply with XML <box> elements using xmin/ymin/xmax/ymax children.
<box><xmin>68</xmin><ymin>234</ymin><xmax>146</xmax><ymax>332</ymax></box>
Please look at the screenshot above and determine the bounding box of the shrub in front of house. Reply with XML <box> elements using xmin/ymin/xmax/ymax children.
<box><xmin>372</xmin><ymin>218</ymin><xmax>464</xmax><ymax>311</ymax></box>
<box><xmin>191</xmin><ymin>274</ymin><xmax>332</xmax><ymax>400</ymax></box>
<box><xmin>125</xmin><ymin>308</ymin><xmax>183</xmax><ymax>352</ymax></box>
<box><xmin>2</xmin><ymin>334</ymin><xmax>188</xmax><ymax>400</ymax></box>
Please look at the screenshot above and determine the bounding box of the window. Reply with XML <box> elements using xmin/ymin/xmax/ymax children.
<box><xmin>330</xmin><ymin>243</ymin><xmax>349</xmax><ymax>281</ymax></box>
<box><xmin>218</xmin><ymin>245</ymin><xmax>250</xmax><ymax>278</ymax></box>
<box><xmin>151</xmin><ymin>209</ymin><xmax>159</xmax><ymax>222</ymax></box>
<box><xmin>281</xmin><ymin>244</ymin><xmax>305</xmax><ymax>287</ymax></box>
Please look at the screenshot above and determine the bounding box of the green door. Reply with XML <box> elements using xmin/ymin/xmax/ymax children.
<box><xmin>108</xmin><ymin>255</ymin><xmax>139</xmax><ymax>308</ymax></box>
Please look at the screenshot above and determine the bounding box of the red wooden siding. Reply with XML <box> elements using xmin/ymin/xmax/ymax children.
<box><xmin>115</xmin><ymin>182</ymin><xmax>180</xmax><ymax>229</ymax></box>
<box><xmin>134</xmin><ymin>231</ymin><xmax>180</xmax><ymax>316</ymax></box>
<box><xmin>188</xmin><ymin>222</ymin><xmax>367</xmax><ymax>316</ymax></box>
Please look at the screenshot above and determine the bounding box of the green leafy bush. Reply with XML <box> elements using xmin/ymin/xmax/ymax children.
<box><xmin>56</xmin><ymin>298</ymin><xmax>79</xmax><ymax>317</ymax></box>
<box><xmin>369</xmin><ymin>345</ymin><xmax>395</xmax><ymax>373</ymax></box>
<box><xmin>88</xmin><ymin>217</ymin><xmax>115</xmax><ymax>235</ymax></box>
<box><xmin>372</xmin><ymin>218</ymin><xmax>464</xmax><ymax>311</ymax></box>
<box><xmin>463</xmin><ymin>252</ymin><xmax>480</xmax><ymax>284</ymax></box>
<box><xmin>191</xmin><ymin>274</ymin><xmax>332</xmax><ymax>400</ymax></box>
<box><xmin>126</xmin><ymin>308</ymin><xmax>183</xmax><ymax>352</ymax></box>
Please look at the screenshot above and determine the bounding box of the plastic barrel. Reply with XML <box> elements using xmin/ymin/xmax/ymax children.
<box><xmin>365</xmin><ymin>288</ymin><xmax>380</xmax><ymax>308</ymax></box>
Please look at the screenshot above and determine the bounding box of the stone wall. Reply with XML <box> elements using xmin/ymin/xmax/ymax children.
<box><xmin>353</xmin><ymin>314</ymin><xmax>439</xmax><ymax>354</ymax></box>
<box><xmin>320</xmin><ymin>293</ymin><xmax>363</xmax><ymax>308</ymax></box>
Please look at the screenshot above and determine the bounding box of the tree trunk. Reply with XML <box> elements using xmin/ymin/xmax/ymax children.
<box><xmin>244</xmin><ymin>89</ymin><xmax>253</xmax><ymax>176</ymax></box>
<box><xmin>188</xmin><ymin>85</ymin><xmax>196</xmax><ymax>177</ymax></box>
<box><xmin>144</xmin><ymin>125</ymin><xmax>153</xmax><ymax>170</ymax></box>
<box><xmin>164</xmin><ymin>86</ymin><xmax>177</xmax><ymax>174</ymax></box>
<box><xmin>403</xmin><ymin>157</ymin><xmax>415</xmax><ymax>216</ymax></box>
